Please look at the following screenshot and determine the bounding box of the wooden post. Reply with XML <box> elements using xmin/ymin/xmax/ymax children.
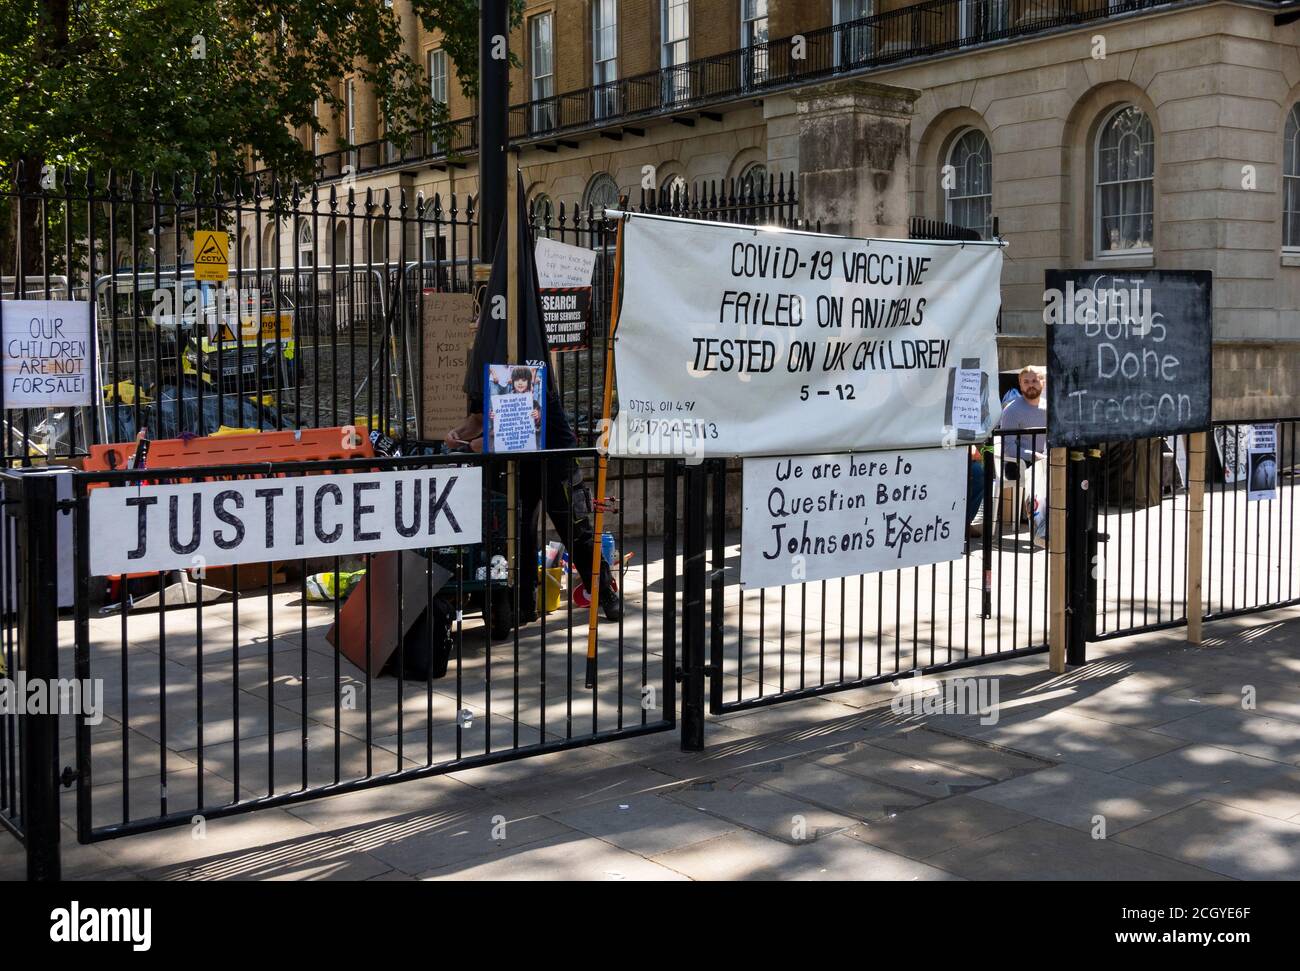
<box><xmin>1048</xmin><ymin>446</ymin><xmax>1068</xmax><ymax>673</ymax></box>
<box><xmin>1186</xmin><ymin>431</ymin><xmax>1206</xmax><ymax>644</ymax></box>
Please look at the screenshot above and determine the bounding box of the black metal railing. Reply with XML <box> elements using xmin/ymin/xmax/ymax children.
<box><xmin>0</xmin><ymin>167</ymin><xmax>804</xmax><ymax>462</ymax></box>
<box><xmin>287</xmin><ymin>0</ymin><xmax>1182</xmax><ymax>182</ymax></box>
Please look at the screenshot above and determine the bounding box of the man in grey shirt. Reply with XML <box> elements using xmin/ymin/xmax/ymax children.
<box><xmin>998</xmin><ymin>366</ymin><xmax>1046</xmax><ymax>479</ymax></box>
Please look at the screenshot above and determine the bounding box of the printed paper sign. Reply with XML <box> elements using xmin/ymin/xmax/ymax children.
<box><xmin>88</xmin><ymin>468</ymin><xmax>482</xmax><ymax>575</ymax></box>
<box><xmin>1</xmin><ymin>299</ymin><xmax>94</xmax><ymax>408</ymax></box>
<box><xmin>1247</xmin><ymin>423</ymin><xmax>1278</xmax><ymax>501</ymax></box>
<box><xmin>485</xmin><ymin>363</ymin><xmax>545</xmax><ymax>452</ymax></box>
<box><xmin>741</xmin><ymin>448</ymin><xmax>967</xmax><ymax>588</ymax></box>
<box><xmin>609</xmin><ymin>215</ymin><xmax>1003</xmax><ymax>459</ymax></box>
<box><xmin>193</xmin><ymin>230</ymin><xmax>229</xmax><ymax>283</ymax></box>
<box><xmin>951</xmin><ymin>365</ymin><xmax>984</xmax><ymax>434</ymax></box>
<box><xmin>536</xmin><ymin>239</ymin><xmax>597</xmax><ymax>352</ymax></box>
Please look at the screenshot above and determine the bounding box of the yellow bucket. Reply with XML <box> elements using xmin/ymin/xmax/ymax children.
<box><xmin>537</xmin><ymin>566</ymin><xmax>564</xmax><ymax>614</ymax></box>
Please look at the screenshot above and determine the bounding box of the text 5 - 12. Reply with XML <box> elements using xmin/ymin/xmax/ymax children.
<box><xmin>800</xmin><ymin>384</ymin><xmax>856</xmax><ymax>401</ymax></box>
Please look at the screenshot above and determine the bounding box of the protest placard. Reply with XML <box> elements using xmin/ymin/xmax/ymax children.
<box><xmin>1</xmin><ymin>299</ymin><xmax>94</xmax><ymax>408</ymax></box>
<box><xmin>741</xmin><ymin>448</ymin><xmax>967</xmax><ymax>587</ymax></box>
<box><xmin>607</xmin><ymin>215</ymin><xmax>1003</xmax><ymax>459</ymax></box>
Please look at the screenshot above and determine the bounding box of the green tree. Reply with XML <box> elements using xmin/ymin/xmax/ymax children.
<box><xmin>2</xmin><ymin>0</ymin><xmax>521</xmax><ymax>277</ymax></box>
<box><xmin>0</xmin><ymin>0</ymin><xmax>513</xmax><ymax>185</ymax></box>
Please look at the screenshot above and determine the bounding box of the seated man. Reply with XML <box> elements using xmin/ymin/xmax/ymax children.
<box><xmin>998</xmin><ymin>365</ymin><xmax>1046</xmax><ymax>480</ymax></box>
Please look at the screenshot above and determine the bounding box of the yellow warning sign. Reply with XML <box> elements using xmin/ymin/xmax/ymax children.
<box><xmin>194</xmin><ymin>230</ymin><xmax>229</xmax><ymax>283</ymax></box>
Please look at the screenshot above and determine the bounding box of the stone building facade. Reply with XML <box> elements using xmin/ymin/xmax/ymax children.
<box><xmin>273</xmin><ymin>0</ymin><xmax>1300</xmax><ymax>418</ymax></box>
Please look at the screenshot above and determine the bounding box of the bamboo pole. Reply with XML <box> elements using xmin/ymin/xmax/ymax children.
<box><xmin>585</xmin><ymin>216</ymin><xmax>625</xmax><ymax>689</ymax></box>
<box><xmin>1186</xmin><ymin>431</ymin><xmax>1206</xmax><ymax>644</ymax></box>
<box><xmin>1048</xmin><ymin>446</ymin><xmax>1068</xmax><ymax>673</ymax></box>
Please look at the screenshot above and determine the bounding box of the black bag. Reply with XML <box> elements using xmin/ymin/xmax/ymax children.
<box><xmin>385</xmin><ymin>597</ymin><xmax>457</xmax><ymax>681</ymax></box>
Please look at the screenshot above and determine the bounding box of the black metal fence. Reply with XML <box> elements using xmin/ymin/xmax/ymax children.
<box><xmin>1</xmin><ymin>168</ymin><xmax>804</xmax><ymax>463</ymax></box>
<box><xmin>67</xmin><ymin>449</ymin><xmax>675</xmax><ymax>843</ymax></box>
<box><xmin>703</xmin><ymin>428</ymin><xmax>1051</xmax><ymax>714</ymax></box>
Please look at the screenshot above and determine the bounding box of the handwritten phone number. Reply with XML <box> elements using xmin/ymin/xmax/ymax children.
<box><xmin>624</xmin><ymin>399</ymin><xmax>697</xmax><ymax>415</ymax></box>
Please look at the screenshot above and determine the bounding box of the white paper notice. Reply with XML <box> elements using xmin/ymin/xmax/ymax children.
<box><xmin>1247</xmin><ymin>423</ymin><xmax>1278</xmax><ymax>502</ymax></box>
<box><xmin>952</xmin><ymin>367</ymin><xmax>983</xmax><ymax>433</ymax></box>
<box><xmin>535</xmin><ymin>238</ymin><xmax>597</xmax><ymax>289</ymax></box>
<box><xmin>1</xmin><ymin>299</ymin><xmax>94</xmax><ymax>408</ymax></box>
<box><xmin>741</xmin><ymin>448</ymin><xmax>967</xmax><ymax>588</ymax></box>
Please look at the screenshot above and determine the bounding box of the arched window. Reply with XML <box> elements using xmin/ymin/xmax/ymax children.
<box><xmin>583</xmin><ymin>173</ymin><xmax>619</xmax><ymax>214</ymax></box>
<box><xmin>370</xmin><ymin>221</ymin><xmax>387</xmax><ymax>265</ymax></box>
<box><xmin>332</xmin><ymin>221</ymin><xmax>348</xmax><ymax>266</ymax></box>
<box><xmin>1284</xmin><ymin>104</ymin><xmax>1300</xmax><ymax>249</ymax></box>
<box><xmin>261</xmin><ymin>224</ymin><xmax>276</xmax><ymax>266</ymax></box>
<box><xmin>1095</xmin><ymin>105</ymin><xmax>1154</xmax><ymax>255</ymax></box>
<box><xmin>740</xmin><ymin>162</ymin><xmax>769</xmax><ymax>200</ymax></box>
<box><xmin>945</xmin><ymin>129</ymin><xmax>992</xmax><ymax>238</ymax></box>
<box><xmin>297</xmin><ymin>219</ymin><xmax>314</xmax><ymax>268</ymax></box>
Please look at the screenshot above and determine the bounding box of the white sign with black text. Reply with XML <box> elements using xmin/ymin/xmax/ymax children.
<box><xmin>610</xmin><ymin>215</ymin><xmax>1003</xmax><ymax>459</ymax></box>
<box><xmin>741</xmin><ymin>448</ymin><xmax>967</xmax><ymax>588</ymax></box>
<box><xmin>88</xmin><ymin>468</ymin><xmax>482</xmax><ymax>575</ymax></box>
<box><xmin>1</xmin><ymin>299</ymin><xmax>94</xmax><ymax>408</ymax></box>
<box><xmin>1247</xmin><ymin>424</ymin><xmax>1278</xmax><ymax>502</ymax></box>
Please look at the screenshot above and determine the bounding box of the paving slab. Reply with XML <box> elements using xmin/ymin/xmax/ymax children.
<box><xmin>926</xmin><ymin>818</ymin><xmax>1229</xmax><ymax>881</ymax></box>
<box><xmin>417</xmin><ymin>831</ymin><xmax>690</xmax><ymax>881</ymax></box>
<box><xmin>807</xmin><ymin>739</ymin><xmax>1000</xmax><ymax>799</ymax></box>
<box><xmin>739</xmin><ymin>759</ymin><xmax>929</xmax><ymax>822</ymax></box>
<box><xmin>1115</xmin><ymin>743</ymin><xmax>1300</xmax><ymax>820</ymax></box>
<box><xmin>650</xmin><ymin>828</ymin><xmax>959</xmax><ymax>881</ymax></box>
<box><xmin>969</xmin><ymin>763</ymin><xmax>1199</xmax><ymax>835</ymax></box>
<box><xmin>665</xmin><ymin>777</ymin><xmax>858</xmax><ymax>844</ymax></box>
<box><xmin>845</xmin><ymin>793</ymin><xmax>1034</xmax><ymax>860</ymax></box>
<box><xmin>550</xmin><ymin>792</ymin><xmax>734</xmax><ymax>856</ymax></box>
<box><xmin>958</xmin><ymin>708</ymin><xmax>1190</xmax><ymax>772</ymax></box>
<box><xmin>1114</xmin><ymin>800</ymin><xmax>1300</xmax><ymax>881</ymax></box>
<box><xmin>868</xmin><ymin>726</ymin><xmax>1050</xmax><ymax>781</ymax></box>
<box><xmin>1148</xmin><ymin>706</ymin><xmax>1300</xmax><ymax>765</ymax></box>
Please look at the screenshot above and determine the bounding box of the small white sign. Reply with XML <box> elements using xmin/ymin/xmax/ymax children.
<box><xmin>1247</xmin><ymin>423</ymin><xmax>1278</xmax><ymax>502</ymax></box>
<box><xmin>535</xmin><ymin>237</ymin><xmax>597</xmax><ymax>289</ymax></box>
<box><xmin>89</xmin><ymin>468</ymin><xmax>482</xmax><ymax>575</ymax></box>
<box><xmin>952</xmin><ymin>367</ymin><xmax>984</xmax><ymax>433</ymax></box>
<box><xmin>741</xmin><ymin>448</ymin><xmax>968</xmax><ymax>588</ymax></box>
<box><xmin>1</xmin><ymin>299</ymin><xmax>94</xmax><ymax>408</ymax></box>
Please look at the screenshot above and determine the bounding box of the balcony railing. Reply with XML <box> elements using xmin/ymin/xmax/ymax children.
<box><xmin>298</xmin><ymin>0</ymin><xmax>1180</xmax><ymax>182</ymax></box>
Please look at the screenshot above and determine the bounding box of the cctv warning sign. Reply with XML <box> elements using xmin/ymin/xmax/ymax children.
<box><xmin>194</xmin><ymin>230</ymin><xmax>229</xmax><ymax>283</ymax></box>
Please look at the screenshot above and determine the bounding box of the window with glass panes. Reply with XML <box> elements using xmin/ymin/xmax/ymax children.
<box><xmin>945</xmin><ymin>129</ymin><xmax>992</xmax><ymax>238</ymax></box>
<box><xmin>834</xmin><ymin>0</ymin><xmax>872</xmax><ymax>66</ymax></box>
<box><xmin>661</xmin><ymin>0</ymin><xmax>690</xmax><ymax>102</ymax></box>
<box><xmin>1284</xmin><ymin>105</ymin><xmax>1300</xmax><ymax>249</ymax></box>
<box><xmin>1095</xmin><ymin>105</ymin><xmax>1154</xmax><ymax>255</ymax></box>
<box><xmin>741</xmin><ymin>0</ymin><xmax>768</xmax><ymax>85</ymax></box>
<box><xmin>593</xmin><ymin>0</ymin><xmax>618</xmax><ymax>119</ymax></box>
<box><xmin>530</xmin><ymin>14</ymin><xmax>555</xmax><ymax>132</ymax></box>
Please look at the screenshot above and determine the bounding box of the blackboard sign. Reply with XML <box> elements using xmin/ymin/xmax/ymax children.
<box><xmin>1045</xmin><ymin>269</ymin><xmax>1212</xmax><ymax>448</ymax></box>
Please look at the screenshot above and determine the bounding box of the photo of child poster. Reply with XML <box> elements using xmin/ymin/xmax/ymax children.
<box><xmin>485</xmin><ymin>363</ymin><xmax>546</xmax><ymax>453</ymax></box>
<box><xmin>1247</xmin><ymin>423</ymin><xmax>1278</xmax><ymax>501</ymax></box>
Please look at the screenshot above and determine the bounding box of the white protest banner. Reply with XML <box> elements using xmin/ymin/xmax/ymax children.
<box><xmin>88</xmin><ymin>468</ymin><xmax>482</xmax><ymax>575</ymax></box>
<box><xmin>609</xmin><ymin>215</ymin><xmax>1003</xmax><ymax>459</ymax></box>
<box><xmin>741</xmin><ymin>448</ymin><xmax>967</xmax><ymax>588</ymax></box>
<box><xmin>1247</xmin><ymin>423</ymin><xmax>1278</xmax><ymax>502</ymax></box>
<box><xmin>1</xmin><ymin>299</ymin><xmax>94</xmax><ymax>408</ymax></box>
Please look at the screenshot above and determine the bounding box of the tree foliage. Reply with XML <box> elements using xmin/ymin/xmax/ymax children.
<box><xmin>0</xmin><ymin>0</ymin><xmax>515</xmax><ymax>188</ymax></box>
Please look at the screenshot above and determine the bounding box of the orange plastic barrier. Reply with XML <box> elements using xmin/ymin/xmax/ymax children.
<box><xmin>84</xmin><ymin>426</ymin><xmax>373</xmax><ymax>477</ymax></box>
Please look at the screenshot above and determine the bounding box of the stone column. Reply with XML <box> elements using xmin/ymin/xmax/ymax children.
<box><xmin>793</xmin><ymin>79</ymin><xmax>920</xmax><ymax>239</ymax></box>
